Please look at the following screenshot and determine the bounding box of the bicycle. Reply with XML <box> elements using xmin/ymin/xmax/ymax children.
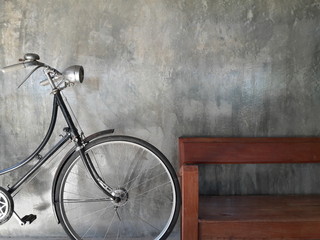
<box><xmin>0</xmin><ymin>53</ymin><xmax>181</xmax><ymax>240</ymax></box>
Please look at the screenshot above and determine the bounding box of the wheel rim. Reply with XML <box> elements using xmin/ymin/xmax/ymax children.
<box><xmin>59</xmin><ymin>139</ymin><xmax>177</xmax><ymax>240</ymax></box>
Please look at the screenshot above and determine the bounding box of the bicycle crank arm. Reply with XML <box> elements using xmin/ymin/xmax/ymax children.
<box><xmin>13</xmin><ymin>211</ymin><xmax>37</xmax><ymax>226</ymax></box>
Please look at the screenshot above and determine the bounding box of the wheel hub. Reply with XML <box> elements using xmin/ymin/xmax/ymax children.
<box><xmin>111</xmin><ymin>188</ymin><xmax>128</xmax><ymax>207</ymax></box>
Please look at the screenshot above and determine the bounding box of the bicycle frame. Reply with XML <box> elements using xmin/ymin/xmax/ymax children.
<box><xmin>1</xmin><ymin>54</ymin><xmax>181</xmax><ymax>237</ymax></box>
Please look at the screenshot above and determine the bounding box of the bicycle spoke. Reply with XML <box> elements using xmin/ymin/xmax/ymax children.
<box><xmin>116</xmin><ymin>211</ymin><xmax>123</xmax><ymax>240</ymax></box>
<box><xmin>63</xmin><ymin>190</ymin><xmax>95</xmax><ymax>200</ymax></box>
<box><xmin>129</xmin><ymin>181</ymin><xmax>171</xmax><ymax>201</ymax></box>
<box><xmin>127</xmin><ymin>171</ymin><xmax>167</xmax><ymax>192</ymax></box>
<box><xmin>75</xmin><ymin>162</ymin><xmax>90</xmax><ymax>176</ymax></box>
<box><xmin>131</xmin><ymin>211</ymin><xmax>161</xmax><ymax>232</ymax></box>
<box><xmin>63</xmin><ymin>205</ymin><xmax>80</xmax><ymax>213</ymax></box>
<box><xmin>81</xmin><ymin>206</ymin><xmax>108</xmax><ymax>239</ymax></box>
<box><xmin>63</xmin><ymin>197</ymin><xmax>112</xmax><ymax>203</ymax></box>
<box><xmin>115</xmin><ymin>150</ymin><xmax>121</xmax><ymax>188</ymax></box>
<box><xmin>103</xmin><ymin>210</ymin><xmax>117</xmax><ymax>239</ymax></box>
<box><xmin>116</xmin><ymin>226</ymin><xmax>121</xmax><ymax>240</ymax></box>
<box><xmin>65</xmin><ymin>180</ymin><xmax>106</xmax><ymax>198</ymax></box>
<box><xmin>131</xmin><ymin>194</ymin><xmax>173</xmax><ymax>204</ymax></box>
<box><xmin>120</xmin><ymin>145</ymin><xmax>145</xmax><ymax>188</ymax></box>
<box><xmin>70</xmin><ymin>170</ymin><xmax>92</xmax><ymax>181</ymax></box>
<box><xmin>123</xmin><ymin>163</ymin><xmax>160</xmax><ymax>190</ymax></box>
<box><xmin>69</xmin><ymin>204</ymin><xmax>114</xmax><ymax>224</ymax></box>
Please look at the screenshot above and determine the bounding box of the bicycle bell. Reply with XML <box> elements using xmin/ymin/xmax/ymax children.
<box><xmin>62</xmin><ymin>65</ymin><xmax>84</xmax><ymax>84</ymax></box>
<box><xmin>23</xmin><ymin>53</ymin><xmax>40</xmax><ymax>61</ymax></box>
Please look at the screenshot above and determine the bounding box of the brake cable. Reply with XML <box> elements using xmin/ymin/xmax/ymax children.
<box><xmin>17</xmin><ymin>65</ymin><xmax>43</xmax><ymax>89</ymax></box>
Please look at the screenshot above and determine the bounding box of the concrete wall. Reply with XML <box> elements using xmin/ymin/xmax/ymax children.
<box><xmin>0</xmin><ymin>0</ymin><xmax>320</xmax><ymax>238</ymax></box>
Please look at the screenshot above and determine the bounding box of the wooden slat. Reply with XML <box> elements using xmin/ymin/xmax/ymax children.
<box><xmin>199</xmin><ymin>195</ymin><xmax>320</xmax><ymax>239</ymax></box>
<box><xmin>181</xmin><ymin>165</ymin><xmax>199</xmax><ymax>240</ymax></box>
<box><xmin>179</xmin><ymin>137</ymin><xmax>320</xmax><ymax>164</ymax></box>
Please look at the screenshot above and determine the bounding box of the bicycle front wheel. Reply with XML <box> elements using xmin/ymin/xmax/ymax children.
<box><xmin>55</xmin><ymin>135</ymin><xmax>180</xmax><ymax>240</ymax></box>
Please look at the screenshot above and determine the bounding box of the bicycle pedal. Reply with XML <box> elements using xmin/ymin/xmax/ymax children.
<box><xmin>21</xmin><ymin>214</ymin><xmax>37</xmax><ymax>224</ymax></box>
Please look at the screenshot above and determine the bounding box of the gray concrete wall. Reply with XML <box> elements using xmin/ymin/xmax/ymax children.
<box><xmin>0</xmin><ymin>0</ymin><xmax>320</xmax><ymax>238</ymax></box>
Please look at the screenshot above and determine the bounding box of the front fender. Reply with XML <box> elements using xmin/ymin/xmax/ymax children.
<box><xmin>51</xmin><ymin>129</ymin><xmax>114</xmax><ymax>223</ymax></box>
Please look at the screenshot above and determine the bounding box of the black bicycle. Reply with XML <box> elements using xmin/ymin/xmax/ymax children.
<box><xmin>0</xmin><ymin>53</ymin><xmax>181</xmax><ymax>240</ymax></box>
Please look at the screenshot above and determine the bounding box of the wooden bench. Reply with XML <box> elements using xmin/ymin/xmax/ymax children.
<box><xmin>179</xmin><ymin>137</ymin><xmax>320</xmax><ymax>240</ymax></box>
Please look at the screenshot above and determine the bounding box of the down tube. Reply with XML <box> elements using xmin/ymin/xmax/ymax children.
<box><xmin>8</xmin><ymin>134</ymin><xmax>71</xmax><ymax>195</ymax></box>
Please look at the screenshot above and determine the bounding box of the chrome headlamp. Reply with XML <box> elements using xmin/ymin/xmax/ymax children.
<box><xmin>62</xmin><ymin>65</ymin><xmax>84</xmax><ymax>84</ymax></box>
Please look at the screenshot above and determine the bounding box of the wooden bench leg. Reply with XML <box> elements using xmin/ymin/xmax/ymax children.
<box><xmin>181</xmin><ymin>165</ymin><xmax>199</xmax><ymax>240</ymax></box>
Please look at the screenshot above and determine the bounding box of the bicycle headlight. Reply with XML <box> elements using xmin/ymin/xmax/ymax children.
<box><xmin>62</xmin><ymin>65</ymin><xmax>84</xmax><ymax>84</ymax></box>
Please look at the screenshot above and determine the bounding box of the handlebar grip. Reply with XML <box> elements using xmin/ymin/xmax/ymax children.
<box><xmin>1</xmin><ymin>62</ymin><xmax>26</xmax><ymax>73</ymax></box>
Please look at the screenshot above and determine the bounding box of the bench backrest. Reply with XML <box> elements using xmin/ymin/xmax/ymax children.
<box><xmin>179</xmin><ymin>137</ymin><xmax>320</xmax><ymax>165</ymax></box>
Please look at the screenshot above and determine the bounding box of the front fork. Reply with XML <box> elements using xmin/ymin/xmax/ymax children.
<box><xmin>77</xmin><ymin>144</ymin><xmax>117</xmax><ymax>201</ymax></box>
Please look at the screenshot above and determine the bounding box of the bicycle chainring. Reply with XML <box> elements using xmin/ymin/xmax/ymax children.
<box><xmin>0</xmin><ymin>187</ymin><xmax>14</xmax><ymax>225</ymax></box>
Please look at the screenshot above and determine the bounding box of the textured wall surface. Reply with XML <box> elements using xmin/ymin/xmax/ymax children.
<box><xmin>0</xmin><ymin>0</ymin><xmax>320</xmax><ymax>238</ymax></box>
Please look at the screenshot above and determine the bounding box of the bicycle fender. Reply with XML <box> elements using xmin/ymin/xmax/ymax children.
<box><xmin>83</xmin><ymin>129</ymin><xmax>114</xmax><ymax>143</ymax></box>
<box><xmin>51</xmin><ymin>129</ymin><xmax>114</xmax><ymax>223</ymax></box>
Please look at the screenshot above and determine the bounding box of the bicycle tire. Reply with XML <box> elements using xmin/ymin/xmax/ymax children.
<box><xmin>54</xmin><ymin>135</ymin><xmax>181</xmax><ymax>240</ymax></box>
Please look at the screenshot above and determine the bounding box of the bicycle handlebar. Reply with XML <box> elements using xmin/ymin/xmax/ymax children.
<box><xmin>1</xmin><ymin>61</ymin><xmax>43</xmax><ymax>73</ymax></box>
<box><xmin>1</xmin><ymin>53</ymin><xmax>84</xmax><ymax>89</ymax></box>
<box><xmin>1</xmin><ymin>62</ymin><xmax>25</xmax><ymax>73</ymax></box>
<box><xmin>1</xmin><ymin>53</ymin><xmax>46</xmax><ymax>73</ymax></box>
